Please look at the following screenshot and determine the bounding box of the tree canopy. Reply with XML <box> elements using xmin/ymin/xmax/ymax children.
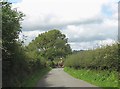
<box><xmin>28</xmin><ymin>30</ymin><xmax>72</xmax><ymax>61</ymax></box>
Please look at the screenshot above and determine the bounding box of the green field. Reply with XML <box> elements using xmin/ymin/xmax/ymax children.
<box><xmin>64</xmin><ymin>67</ymin><xmax>118</xmax><ymax>88</ymax></box>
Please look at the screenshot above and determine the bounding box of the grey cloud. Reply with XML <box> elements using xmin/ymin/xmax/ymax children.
<box><xmin>68</xmin><ymin>35</ymin><xmax>107</xmax><ymax>43</ymax></box>
<box><xmin>68</xmin><ymin>31</ymin><xmax>117</xmax><ymax>43</ymax></box>
<box><xmin>65</xmin><ymin>23</ymin><xmax>117</xmax><ymax>43</ymax></box>
<box><xmin>21</xmin><ymin>18</ymin><xmax>103</xmax><ymax>31</ymax></box>
<box><xmin>69</xmin><ymin>39</ymin><xmax>116</xmax><ymax>50</ymax></box>
<box><xmin>69</xmin><ymin>41</ymin><xmax>102</xmax><ymax>50</ymax></box>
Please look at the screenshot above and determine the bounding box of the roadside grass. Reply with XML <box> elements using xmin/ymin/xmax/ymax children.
<box><xmin>22</xmin><ymin>67</ymin><xmax>51</xmax><ymax>87</ymax></box>
<box><xmin>64</xmin><ymin>67</ymin><xmax>118</xmax><ymax>89</ymax></box>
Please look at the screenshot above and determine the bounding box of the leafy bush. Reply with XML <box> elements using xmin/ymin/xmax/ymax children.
<box><xmin>2</xmin><ymin>2</ymin><xmax>48</xmax><ymax>87</ymax></box>
<box><xmin>65</xmin><ymin>44</ymin><xmax>119</xmax><ymax>71</ymax></box>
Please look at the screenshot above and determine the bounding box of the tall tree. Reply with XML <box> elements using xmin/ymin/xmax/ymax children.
<box><xmin>28</xmin><ymin>30</ymin><xmax>72</xmax><ymax>61</ymax></box>
<box><xmin>2</xmin><ymin>2</ymin><xmax>24</xmax><ymax>87</ymax></box>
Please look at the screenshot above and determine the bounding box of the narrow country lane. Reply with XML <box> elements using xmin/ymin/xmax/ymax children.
<box><xmin>37</xmin><ymin>68</ymin><xmax>100</xmax><ymax>88</ymax></box>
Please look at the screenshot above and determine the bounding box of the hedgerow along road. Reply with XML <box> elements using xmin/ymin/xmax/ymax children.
<box><xmin>37</xmin><ymin>68</ymin><xmax>101</xmax><ymax>88</ymax></box>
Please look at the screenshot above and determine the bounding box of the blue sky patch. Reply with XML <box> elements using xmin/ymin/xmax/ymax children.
<box><xmin>101</xmin><ymin>5</ymin><xmax>113</xmax><ymax>17</ymax></box>
<box><xmin>7</xmin><ymin>0</ymin><xmax>22</xmax><ymax>3</ymax></box>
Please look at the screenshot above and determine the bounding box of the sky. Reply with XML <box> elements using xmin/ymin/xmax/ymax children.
<box><xmin>9</xmin><ymin>0</ymin><xmax>118</xmax><ymax>50</ymax></box>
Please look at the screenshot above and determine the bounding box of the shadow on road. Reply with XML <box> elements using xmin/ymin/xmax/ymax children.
<box><xmin>36</xmin><ymin>68</ymin><xmax>65</xmax><ymax>87</ymax></box>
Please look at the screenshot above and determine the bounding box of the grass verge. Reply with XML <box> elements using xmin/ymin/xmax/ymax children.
<box><xmin>22</xmin><ymin>67</ymin><xmax>51</xmax><ymax>87</ymax></box>
<box><xmin>64</xmin><ymin>67</ymin><xmax>118</xmax><ymax>89</ymax></box>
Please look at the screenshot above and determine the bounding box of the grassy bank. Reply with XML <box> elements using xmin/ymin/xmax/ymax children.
<box><xmin>64</xmin><ymin>67</ymin><xmax>118</xmax><ymax>88</ymax></box>
<box><xmin>22</xmin><ymin>67</ymin><xmax>51</xmax><ymax>87</ymax></box>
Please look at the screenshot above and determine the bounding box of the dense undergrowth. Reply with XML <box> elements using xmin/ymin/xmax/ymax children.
<box><xmin>22</xmin><ymin>67</ymin><xmax>51</xmax><ymax>87</ymax></box>
<box><xmin>65</xmin><ymin>44</ymin><xmax>119</xmax><ymax>71</ymax></box>
<box><xmin>2</xmin><ymin>2</ymin><xmax>50</xmax><ymax>87</ymax></box>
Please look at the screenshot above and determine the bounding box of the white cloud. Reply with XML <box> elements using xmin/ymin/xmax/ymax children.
<box><xmin>69</xmin><ymin>39</ymin><xmax>116</xmax><ymax>50</ymax></box>
<box><xmin>98</xmin><ymin>39</ymin><xmax>116</xmax><ymax>46</ymax></box>
<box><xmin>12</xmin><ymin>0</ymin><xmax>118</xmax><ymax>50</ymax></box>
<box><xmin>62</xmin><ymin>19</ymin><xmax>117</xmax><ymax>43</ymax></box>
<box><xmin>19</xmin><ymin>30</ymin><xmax>44</xmax><ymax>45</ymax></box>
<box><xmin>12</xmin><ymin>0</ymin><xmax>109</xmax><ymax>31</ymax></box>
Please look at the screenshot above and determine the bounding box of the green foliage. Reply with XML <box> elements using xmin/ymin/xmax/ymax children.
<box><xmin>2</xmin><ymin>1</ymin><xmax>48</xmax><ymax>87</ymax></box>
<box><xmin>27</xmin><ymin>30</ymin><xmax>72</xmax><ymax>67</ymax></box>
<box><xmin>64</xmin><ymin>67</ymin><xmax>118</xmax><ymax>88</ymax></box>
<box><xmin>64</xmin><ymin>44</ymin><xmax>119</xmax><ymax>88</ymax></box>
<box><xmin>22</xmin><ymin>67</ymin><xmax>51</xmax><ymax>87</ymax></box>
<box><xmin>65</xmin><ymin>44</ymin><xmax>119</xmax><ymax>71</ymax></box>
<box><xmin>2</xmin><ymin>1</ymin><xmax>26</xmax><ymax>87</ymax></box>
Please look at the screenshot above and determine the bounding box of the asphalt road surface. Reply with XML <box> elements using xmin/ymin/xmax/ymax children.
<box><xmin>37</xmin><ymin>68</ymin><xmax>100</xmax><ymax>87</ymax></box>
